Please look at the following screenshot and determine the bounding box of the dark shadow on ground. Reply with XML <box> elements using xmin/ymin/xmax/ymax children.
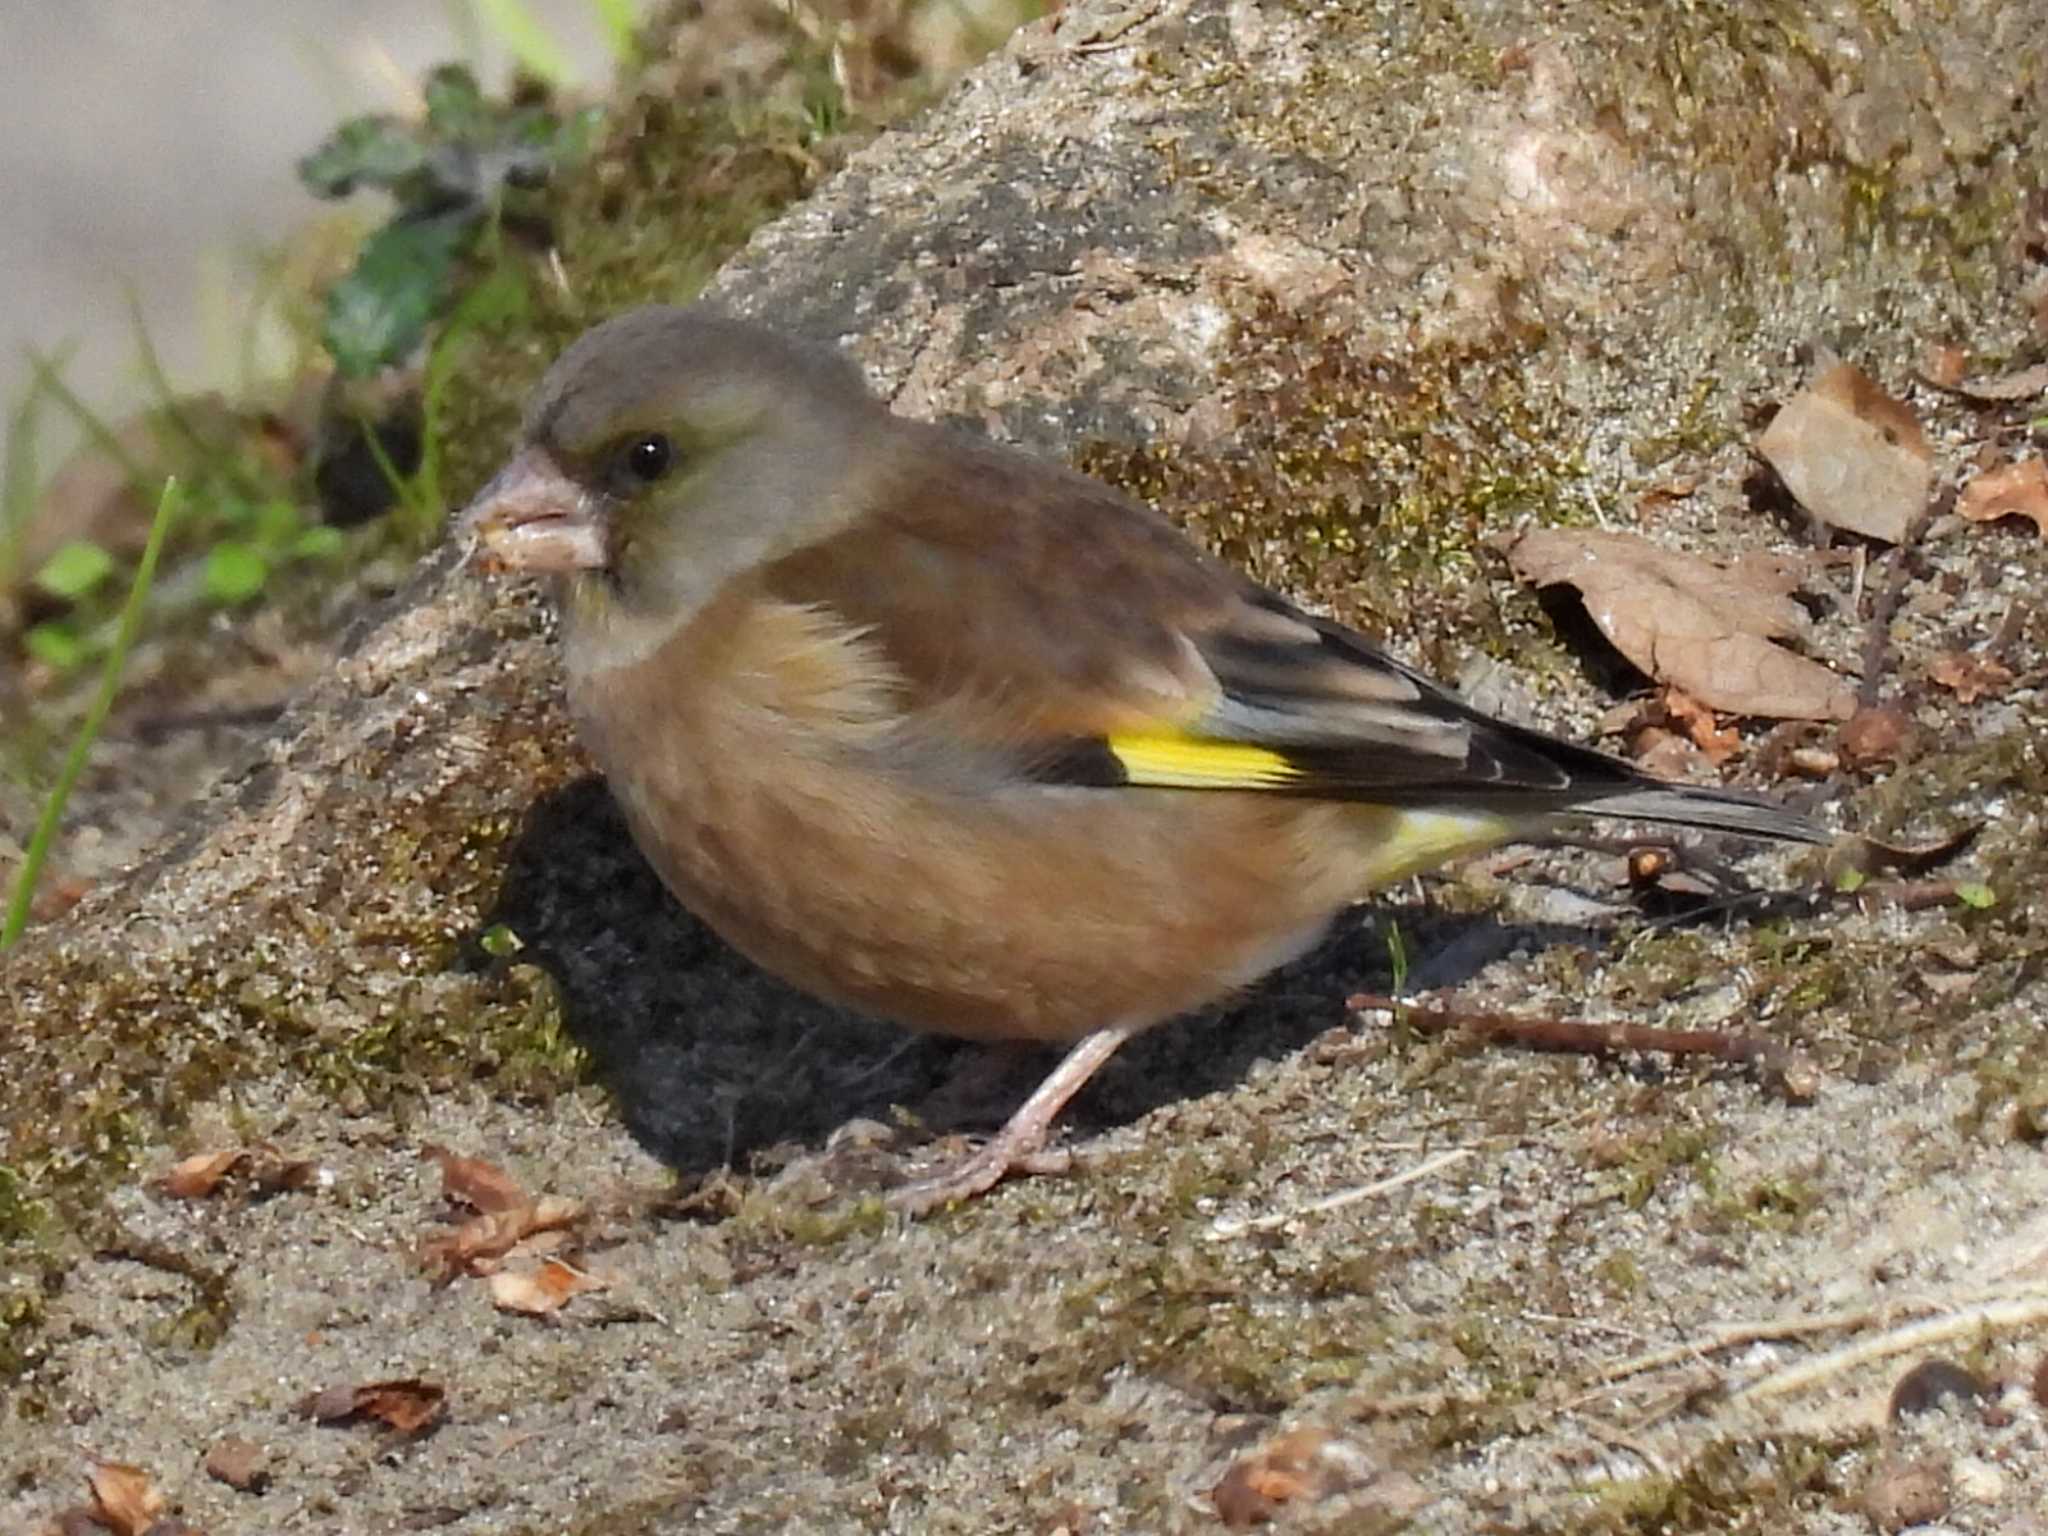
<box><xmin>475</xmin><ymin>774</ymin><xmax>1763</xmax><ymax>1187</ymax></box>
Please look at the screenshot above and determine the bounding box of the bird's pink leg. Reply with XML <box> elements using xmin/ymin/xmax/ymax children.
<box><xmin>889</xmin><ymin>1020</ymin><xmax>1146</xmax><ymax>1215</ymax></box>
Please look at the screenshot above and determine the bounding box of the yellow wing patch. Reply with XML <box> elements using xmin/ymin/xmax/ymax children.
<box><xmin>1104</xmin><ymin>730</ymin><xmax>1304</xmax><ymax>790</ymax></box>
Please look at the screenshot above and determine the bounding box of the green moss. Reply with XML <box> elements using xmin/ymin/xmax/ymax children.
<box><xmin>1707</xmin><ymin>1171</ymin><xmax>1824</xmax><ymax>1235</ymax></box>
<box><xmin>1609</xmin><ymin>1124</ymin><xmax>1721</xmax><ymax>1211</ymax></box>
<box><xmin>0</xmin><ymin>1271</ymin><xmax>52</xmax><ymax>1388</ymax></box>
<box><xmin>1594</xmin><ymin>1251</ymin><xmax>1643</xmax><ymax>1296</ymax></box>
<box><xmin>1078</xmin><ymin>297</ymin><xmax>1589</xmax><ymax>677</ymax></box>
<box><xmin>0</xmin><ymin>1163</ymin><xmax>47</xmax><ymax>1246</ymax></box>
<box><xmin>1631</xmin><ymin>375</ymin><xmax>1735</xmax><ymax>468</ymax></box>
<box><xmin>1566</xmin><ymin>1434</ymin><xmax>1860</xmax><ymax>1534</ymax></box>
<box><xmin>1007</xmin><ymin>1242</ymin><xmax>1382</xmax><ymax>1413</ymax></box>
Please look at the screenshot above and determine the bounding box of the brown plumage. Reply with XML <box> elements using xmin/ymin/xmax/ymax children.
<box><xmin>460</xmin><ymin>304</ymin><xmax>1829</xmax><ymax>1212</ymax></box>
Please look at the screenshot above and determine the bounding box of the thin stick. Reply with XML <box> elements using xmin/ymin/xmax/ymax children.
<box><xmin>1348</xmin><ymin>992</ymin><xmax>1809</xmax><ymax>1087</ymax></box>
<box><xmin>2</xmin><ymin>479</ymin><xmax>181</xmax><ymax>947</ymax></box>
<box><xmin>1597</xmin><ymin>1280</ymin><xmax>2048</xmax><ymax>1387</ymax></box>
<box><xmin>1207</xmin><ymin>1148</ymin><xmax>1472</xmax><ymax>1240</ymax></box>
<box><xmin>1732</xmin><ymin>1288</ymin><xmax>2048</xmax><ymax>1403</ymax></box>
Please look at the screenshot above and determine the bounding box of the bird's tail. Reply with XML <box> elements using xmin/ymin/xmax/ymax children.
<box><xmin>1567</xmin><ymin>784</ymin><xmax>1831</xmax><ymax>845</ymax></box>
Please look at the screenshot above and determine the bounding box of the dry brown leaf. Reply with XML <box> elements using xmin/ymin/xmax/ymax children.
<box><xmin>203</xmin><ymin>1437</ymin><xmax>269</xmax><ymax>1493</ymax></box>
<box><xmin>1627</xmin><ymin>726</ymin><xmax>1704</xmax><ymax>780</ymax></box>
<box><xmin>1837</xmin><ymin>704</ymin><xmax>1915</xmax><ymax>768</ymax></box>
<box><xmin>158</xmin><ymin>1145</ymin><xmax>315</xmax><ymax>1201</ymax></box>
<box><xmin>1635</xmin><ymin>474</ymin><xmax>1701</xmax><ymax>515</ymax></box>
<box><xmin>487</xmin><ymin>1258</ymin><xmax>609</xmax><ymax>1315</ymax></box>
<box><xmin>1956</xmin><ymin>458</ymin><xmax>2048</xmax><ymax>537</ymax></box>
<box><xmin>1928</xmin><ymin>650</ymin><xmax>2016</xmax><ymax>703</ymax></box>
<box><xmin>1919</xmin><ymin>342</ymin><xmax>1967</xmax><ymax>389</ymax></box>
<box><xmin>1209</xmin><ymin>1427</ymin><xmax>1408</xmax><ymax>1529</ymax></box>
<box><xmin>1928</xmin><ymin>360</ymin><xmax>2048</xmax><ymax>402</ymax></box>
<box><xmin>1654</xmin><ymin>688</ymin><xmax>1741</xmax><ymax>765</ymax></box>
<box><xmin>1756</xmin><ymin>361</ymin><xmax>1933</xmax><ymax>543</ymax></box>
<box><xmin>422</xmin><ymin>1144</ymin><xmax>530</xmax><ymax>1214</ymax></box>
<box><xmin>82</xmin><ymin>1462</ymin><xmax>167</xmax><ymax>1536</ymax></box>
<box><xmin>298</xmin><ymin>1377</ymin><xmax>446</xmax><ymax>1436</ymax></box>
<box><xmin>159</xmin><ymin>1149</ymin><xmax>246</xmax><ymax>1200</ymax></box>
<box><xmin>420</xmin><ymin>1190</ymin><xmax>585</xmax><ymax>1281</ymax></box>
<box><xmin>1503</xmin><ymin>527</ymin><xmax>1856</xmax><ymax>720</ymax></box>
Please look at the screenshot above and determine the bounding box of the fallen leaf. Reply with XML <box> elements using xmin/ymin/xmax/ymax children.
<box><xmin>487</xmin><ymin>1258</ymin><xmax>609</xmax><ymax>1315</ymax></box>
<box><xmin>1757</xmin><ymin>361</ymin><xmax>1933</xmax><ymax>543</ymax></box>
<box><xmin>1956</xmin><ymin>458</ymin><xmax>2048</xmax><ymax>538</ymax></box>
<box><xmin>1918</xmin><ymin>342</ymin><xmax>1967</xmax><ymax>389</ymax></box>
<box><xmin>1210</xmin><ymin>1426</ymin><xmax>1411</xmax><ymax>1529</ymax></box>
<box><xmin>1837</xmin><ymin>704</ymin><xmax>1914</xmax><ymax>767</ymax></box>
<box><xmin>1928</xmin><ymin>650</ymin><xmax>2015</xmax><ymax>703</ymax></box>
<box><xmin>422</xmin><ymin>1144</ymin><xmax>530</xmax><ymax>1214</ymax></box>
<box><xmin>1635</xmin><ymin>474</ymin><xmax>1701</xmax><ymax>515</ymax></box>
<box><xmin>1628</xmin><ymin>726</ymin><xmax>1704</xmax><ymax>779</ymax></box>
<box><xmin>1922</xmin><ymin>360</ymin><xmax>2048</xmax><ymax>402</ymax></box>
<box><xmin>160</xmin><ymin>1149</ymin><xmax>248</xmax><ymax>1200</ymax></box>
<box><xmin>1654</xmin><ymin>687</ymin><xmax>1741</xmax><ymax>765</ymax></box>
<box><xmin>204</xmin><ymin>1436</ymin><xmax>270</xmax><ymax>1493</ymax></box>
<box><xmin>420</xmin><ymin>1191</ymin><xmax>584</xmax><ymax>1281</ymax></box>
<box><xmin>83</xmin><ymin>1462</ymin><xmax>166</xmax><ymax>1536</ymax></box>
<box><xmin>157</xmin><ymin>1144</ymin><xmax>315</xmax><ymax>1201</ymax></box>
<box><xmin>1504</xmin><ymin>528</ymin><xmax>1857</xmax><ymax>720</ymax></box>
<box><xmin>298</xmin><ymin>1377</ymin><xmax>446</xmax><ymax>1437</ymax></box>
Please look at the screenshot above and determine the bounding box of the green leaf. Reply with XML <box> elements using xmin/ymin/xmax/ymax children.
<box><xmin>423</xmin><ymin>64</ymin><xmax>489</xmax><ymax>140</ymax></box>
<box><xmin>323</xmin><ymin>211</ymin><xmax>475</xmax><ymax>376</ymax></box>
<box><xmin>1955</xmin><ymin>882</ymin><xmax>1997</xmax><ymax>910</ymax></box>
<box><xmin>1833</xmin><ymin>867</ymin><xmax>1867</xmax><ymax>894</ymax></box>
<box><xmin>291</xmin><ymin>524</ymin><xmax>347</xmax><ymax>561</ymax></box>
<box><xmin>479</xmin><ymin>923</ymin><xmax>525</xmax><ymax>958</ymax></box>
<box><xmin>24</xmin><ymin>620</ymin><xmax>86</xmax><ymax>671</ymax></box>
<box><xmin>32</xmin><ymin>540</ymin><xmax>115</xmax><ymax>601</ymax></box>
<box><xmin>553</xmin><ymin>104</ymin><xmax>607</xmax><ymax>166</ymax></box>
<box><xmin>203</xmin><ymin>541</ymin><xmax>269</xmax><ymax>605</ymax></box>
<box><xmin>298</xmin><ymin>115</ymin><xmax>428</xmax><ymax>199</ymax></box>
<box><xmin>252</xmin><ymin>498</ymin><xmax>305</xmax><ymax>545</ymax></box>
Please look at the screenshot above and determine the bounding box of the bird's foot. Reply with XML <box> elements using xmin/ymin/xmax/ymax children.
<box><xmin>885</xmin><ymin>1131</ymin><xmax>1074</xmax><ymax>1216</ymax></box>
<box><xmin>883</xmin><ymin>1020</ymin><xmax>1144</xmax><ymax>1216</ymax></box>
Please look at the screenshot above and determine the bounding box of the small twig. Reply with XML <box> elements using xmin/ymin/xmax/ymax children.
<box><xmin>1597</xmin><ymin>1281</ymin><xmax>2048</xmax><ymax>1388</ymax></box>
<box><xmin>1580</xmin><ymin>1418</ymin><xmax>1673</xmax><ymax>1479</ymax></box>
<box><xmin>1732</xmin><ymin>1287</ymin><xmax>2048</xmax><ymax>1404</ymax></box>
<box><xmin>1985</xmin><ymin>598</ymin><xmax>2031</xmax><ymax>665</ymax></box>
<box><xmin>1206</xmin><ymin>1148</ymin><xmax>1472</xmax><ymax>1240</ymax></box>
<box><xmin>1858</xmin><ymin>548</ymin><xmax>1921</xmax><ymax>707</ymax></box>
<box><xmin>1348</xmin><ymin>993</ymin><xmax>1815</xmax><ymax>1096</ymax></box>
<box><xmin>1844</xmin><ymin>877</ymin><xmax>1973</xmax><ymax>913</ymax></box>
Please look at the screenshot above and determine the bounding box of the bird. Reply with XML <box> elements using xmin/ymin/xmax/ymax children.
<box><xmin>459</xmin><ymin>303</ymin><xmax>1829</xmax><ymax>1214</ymax></box>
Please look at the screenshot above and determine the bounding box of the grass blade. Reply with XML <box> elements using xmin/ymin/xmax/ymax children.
<box><xmin>2</xmin><ymin>478</ymin><xmax>182</xmax><ymax>948</ymax></box>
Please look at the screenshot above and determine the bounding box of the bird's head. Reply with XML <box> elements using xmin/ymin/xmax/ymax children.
<box><xmin>459</xmin><ymin>305</ymin><xmax>881</xmax><ymax>670</ymax></box>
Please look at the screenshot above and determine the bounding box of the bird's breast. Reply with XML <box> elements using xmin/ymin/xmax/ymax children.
<box><xmin>566</xmin><ymin>590</ymin><xmax>1364</xmax><ymax>1043</ymax></box>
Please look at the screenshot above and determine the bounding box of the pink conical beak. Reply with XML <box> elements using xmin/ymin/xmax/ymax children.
<box><xmin>458</xmin><ymin>448</ymin><xmax>609</xmax><ymax>574</ymax></box>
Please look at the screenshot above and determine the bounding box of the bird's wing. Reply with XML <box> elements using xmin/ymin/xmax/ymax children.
<box><xmin>760</xmin><ymin>426</ymin><xmax>1822</xmax><ymax>841</ymax></box>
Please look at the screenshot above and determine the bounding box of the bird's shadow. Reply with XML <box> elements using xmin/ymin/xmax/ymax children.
<box><xmin>475</xmin><ymin>776</ymin><xmax>1690</xmax><ymax>1185</ymax></box>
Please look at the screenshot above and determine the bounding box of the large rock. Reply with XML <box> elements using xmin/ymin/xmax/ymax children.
<box><xmin>6</xmin><ymin>2</ymin><xmax>2047</xmax><ymax>1530</ymax></box>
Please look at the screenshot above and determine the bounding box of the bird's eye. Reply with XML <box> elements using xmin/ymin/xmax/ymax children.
<box><xmin>623</xmin><ymin>433</ymin><xmax>673</xmax><ymax>483</ymax></box>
